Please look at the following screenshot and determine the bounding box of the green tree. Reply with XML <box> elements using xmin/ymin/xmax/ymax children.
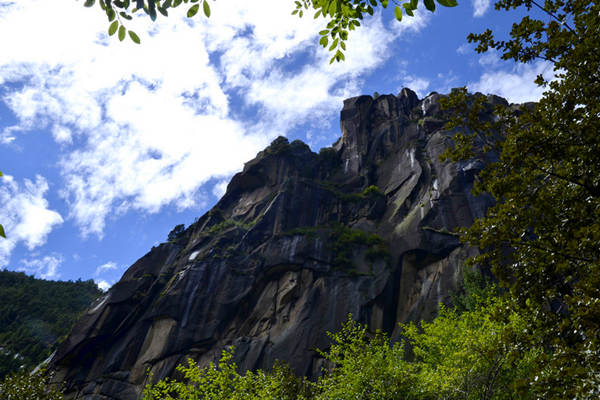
<box><xmin>80</xmin><ymin>0</ymin><xmax>457</xmax><ymax>62</ymax></box>
<box><xmin>440</xmin><ymin>0</ymin><xmax>600</xmax><ymax>397</ymax></box>
<box><xmin>142</xmin><ymin>347</ymin><xmax>309</xmax><ymax>400</ymax></box>
<box><xmin>313</xmin><ymin>315</ymin><xmax>417</xmax><ymax>400</ymax></box>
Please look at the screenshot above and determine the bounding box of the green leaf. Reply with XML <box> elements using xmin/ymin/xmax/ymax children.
<box><xmin>410</xmin><ymin>0</ymin><xmax>418</xmax><ymax>8</ymax></box>
<box><xmin>403</xmin><ymin>3</ymin><xmax>414</xmax><ymax>16</ymax></box>
<box><xmin>187</xmin><ymin>3</ymin><xmax>199</xmax><ymax>16</ymax></box>
<box><xmin>118</xmin><ymin>25</ymin><xmax>126</xmax><ymax>41</ymax></box>
<box><xmin>157</xmin><ymin>5</ymin><xmax>168</xmax><ymax>16</ymax></box>
<box><xmin>394</xmin><ymin>5</ymin><xmax>402</xmax><ymax>21</ymax></box>
<box><xmin>84</xmin><ymin>0</ymin><xmax>96</xmax><ymax>7</ymax></box>
<box><xmin>319</xmin><ymin>29</ymin><xmax>329</xmax><ymax>35</ymax></box>
<box><xmin>381</xmin><ymin>0</ymin><xmax>388</xmax><ymax>8</ymax></box>
<box><xmin>329</xmin><ymin>38</ymin><xmax>339</xmax><ymax>51</ymax></box>
<box><xmin>320</xmin><ymin>35</ymin><xmax>329</xmax><ymax>47</ymax></box>
<box><xmin>424</xmin><ymin>0</ymin><xmax>435</xmax><ymax>11</ymax></box>
<box><xmin>0</xmin><ymin>224</ymin><xmax>5</xmax><ymax>239</ymax></box>
<box><xmin>436</xmin><ymin>0</ymin><xmax>458</xmax><ymax>6</ymax></box>
<box><xmin>107</xmin><ymin>8</ymin><xmax>116</xmax><ymax>21</ymax></box>
<box><xmin>0</xmin><ymin>170</ymin><xmax>3</xmax><ymax>177</ymax></box>
<box><xmin>129</xmin><ymin>30</ymin><xmax>141</xmax><ymax>43</ymax></box>
<box><xmin>120</xmin><ymin>11</ymin><xmax>133</xmax><ymax>19</ymax></box>
<box><xmin>108</xmin><ymin>20</ymin><xmax>119</xmax><ymax>35</ymax></box>
<box><xmin>202</xmin><ymin>0</ymin><xmax>210</xmax><ymax>17</ymax></box>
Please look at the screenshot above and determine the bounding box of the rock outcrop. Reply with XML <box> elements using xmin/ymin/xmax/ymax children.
<box><xmin>50</xmin><ymin>89</ymin><xmax>502</xmax><ymax>399</ymax></box>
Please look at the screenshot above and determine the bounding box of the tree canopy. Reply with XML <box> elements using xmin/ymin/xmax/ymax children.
<box><xmin>440</xmin><ymin>0</ymin><xmax>600</xmax><ymax>396</ymax></box>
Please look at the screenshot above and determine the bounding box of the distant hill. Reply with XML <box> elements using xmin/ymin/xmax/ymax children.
<box><xmin>0</xmin><ymin>269</ymin><xmax>102</xmax><ymax>378</ymax></box>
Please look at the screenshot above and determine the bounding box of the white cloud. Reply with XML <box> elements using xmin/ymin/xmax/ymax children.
<box><xmin>457</xmin><ymin>43</ymin><xmax>471</xmax><ymax>55</ymax></box>
<box><xmin>0</xmin><ymin>1</ymin><xmax>423</xmax><ymax>237</ymax></box>
<box><xmin>0</xmin><ymin>175</ymin><xmax>63</xmax><ymax>267</ymax></box>
<box><xmin>18</xmin><ymin>254</ymin><xmax>63</xmax><ymax>280</ymax></box>
<box><xmin>94</xmin><ymin>261</ymin><xmax>118</xmax><ymax>277</ymax></box>
<box><xmin>212</xmin><ymin>180</ymin><xmax>229</xmax><ymax>199</ymax></box>
<box><xmin>469</xmin><ymin>61</ymin><xmax>555</xmax><ymax>103</ymax></box>
<box><xmin>400</xmin><ymin>76</ymin><xmax>430</xmax><ymax>98</ymax></box>
<box><xmin>473</xmin><ymin>0</ymin><xmax>491</xmax><ymax>17</ymax></box>
<box><xmin>96</xmin><ymin>279</ymin><xmax>111</xmax><ymax>291</ymax></box>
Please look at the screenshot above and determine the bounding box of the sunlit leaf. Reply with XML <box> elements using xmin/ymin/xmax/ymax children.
<box><xmin>394</xmin><ymin>5</ymin><xmax>402</xmax><ymax>20</ymax></box>
<box><xmin>118</xmin><ymin>25</ymin><xmax>126</xmax><ymax>41</ymax></box>
<box><xmin>203</xmin><ymin>0</ymin><xmax>210</xmax><ymax>17</ymax></box>
<box><xmin>436</xmin><ymin>0</ymin><xmax>458</xmax><ymax>7</ymax></box>
<box><xmin>129</xmin><ymin>30</ymin><xmax>141</xmax><ymax>43</ymax></box>
<box><xmin>187</xmin><ymin>3</ymin><xmax>199</xmax><ymax>16</ymax></box>
<box><xmin>108</xmin><ymin>20</ymin><xmax>119</xmax><ymax>35</ymax></box>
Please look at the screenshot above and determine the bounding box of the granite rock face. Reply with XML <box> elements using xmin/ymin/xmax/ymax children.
<box><xmin>50</xmin><ymin>89</ymin><xmax>500</xmax><ymax>399</ymax></box>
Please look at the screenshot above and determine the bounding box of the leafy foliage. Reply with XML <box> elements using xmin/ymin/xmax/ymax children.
<box><xmin>142</xmin><ymin>347</ymin><xmax>310</xmax><ymax>400</ymax></box>
<box><xmin>167</xmin><ymin>223</ymin><xmax>186</xmax><ymax>242</ymax></box>
<box><xmin>0</xmin><ymin>270</ymin><xmax>102</xmax><ymax>378</ymax></box>
<box><xmin>83</xmin><ymin>0</ymin><xmax>458</xmax><ymax>62</ymax></box>
<box><xmin>0</xmin><ymin>368</ymin><xmax>63</xmax><ymax>400</ymax></box>
<box><xmin>440</xmin><ymin>0</ymin><xmax>600</xmax><ymax>397</ymax></box>
<box><xmin>142</xmin><ymin>296</ymin><xmax>537</xmax><ymax>400</ymax></box>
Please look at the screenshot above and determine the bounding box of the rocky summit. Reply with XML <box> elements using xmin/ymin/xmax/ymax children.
<box><xmin>50</xmin><ymin>88</ymin><xmax>506</xmax><ymax>399</ymax></box>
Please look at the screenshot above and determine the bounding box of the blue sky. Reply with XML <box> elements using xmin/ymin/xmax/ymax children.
<box><xmin>0</xmin><ymin>0</ymin><xmax>554</xmax><ymax>290</ymax></box>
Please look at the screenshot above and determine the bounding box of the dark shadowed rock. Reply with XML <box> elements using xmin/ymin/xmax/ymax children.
<box><xmin>50</xmin><ymin>89</ymin><xmax>502</xmax><ymax>400</ymax></box>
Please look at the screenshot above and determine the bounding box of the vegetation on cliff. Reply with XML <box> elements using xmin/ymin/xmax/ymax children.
<box><xmin>141</xmin><ymin>273</ymin><xmax>537</xmax><ymax>400</ymax></box>
<box><xmin>0</xmin><ymin>270</ymin><xmax>102</xmax><ymax>378</ymax></box>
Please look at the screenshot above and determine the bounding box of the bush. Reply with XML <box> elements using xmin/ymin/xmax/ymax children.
<box><xmin>167</xmin><ymin>224</ymin><xmax>185</xmax><ymax>242</ymax></box>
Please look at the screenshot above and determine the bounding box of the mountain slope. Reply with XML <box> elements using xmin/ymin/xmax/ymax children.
<box><xmin>0</xmin><ymin>270</ymin><xmax>102</xmax><ymax>378</ymax></box>
<box><xmin>50</xmin><ymin>88</ymin><xmax>504</xmax><ymax>400</ymax></box>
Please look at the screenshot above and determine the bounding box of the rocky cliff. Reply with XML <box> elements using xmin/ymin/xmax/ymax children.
<box><xmin>50</xmin><ymin>88</ymin><xmax>505</xmax><ymax>400</ymax></box>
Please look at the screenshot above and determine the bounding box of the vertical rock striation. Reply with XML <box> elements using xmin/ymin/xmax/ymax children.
<box><xmin>50</xmin><ymin>88</ymin><xmax>502</xmax><ymax>399</ymax></box>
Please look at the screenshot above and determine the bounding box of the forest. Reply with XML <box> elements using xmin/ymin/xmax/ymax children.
<box><xmin>0</xmin><ymin>270</ymin><xmax>102</xmax><ymax>379</ymax></box>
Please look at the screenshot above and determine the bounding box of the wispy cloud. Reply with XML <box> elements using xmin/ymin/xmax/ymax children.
<box><xmin>472</xmin><ymin>0</ymin><xmax>491</xmax><ymax>17</ymax></box>
<box><xmin>469</xmin><ymin>61</ymin><xmax>555</xmax><ymax>103</ymax></box>
<box><xmin>0</xmin><ymin>175</ymin><xmax>63</xmax><ymax>267</ymax></box>
<box><xmin>94</xmin><ymin>261</ymin><xmax>118</xmax><ymax>277</ymax></box>
<box><xmin>18</xmin><ymin>254</ymin><xmax>63</xmax><ymax>280</ymax></box>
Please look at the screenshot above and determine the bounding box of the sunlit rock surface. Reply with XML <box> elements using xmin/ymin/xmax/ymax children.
<box><xmin>50</xmin><ymin>88</ymin><xmax>501</xmax><ymax>399</ymax></box>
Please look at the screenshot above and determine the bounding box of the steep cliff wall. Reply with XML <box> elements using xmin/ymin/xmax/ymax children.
<box><xmin>50</xmin><ymin>88</ymin><xmax>504</xmax><ymax>400</ymax></box>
